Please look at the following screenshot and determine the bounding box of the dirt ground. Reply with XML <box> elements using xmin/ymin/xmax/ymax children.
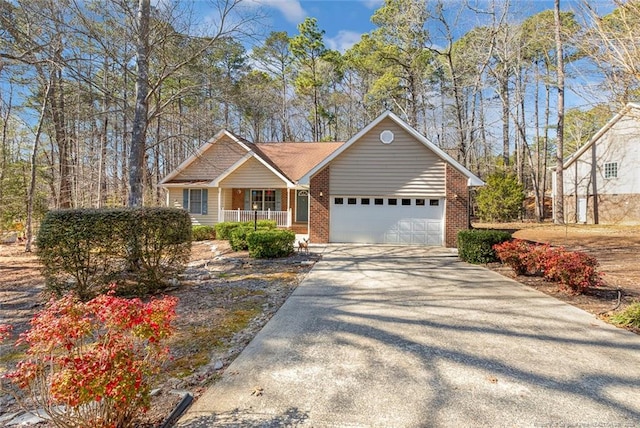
<box><xmin>475</xmin><ymin>222</ymin><xmax>640</xmax><ymax>326</ymax></box>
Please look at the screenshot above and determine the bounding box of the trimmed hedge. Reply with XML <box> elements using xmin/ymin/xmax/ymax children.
<box><xmin>216</xmin><ymin>220</ymin><xmax>278</xmax><ymax>241</ymax></box>
<box><xmin>457</xmin><ymin>229</ymin><xmax>512</xmax><ymax>264</ymax></box>
<box><xmin>247</xmin><ymin>230</ymin><xmax>295</xmax><ymax>258</ymax></box>
<box><xmin>37</xmin><ymin>208</ymin><xmax>191</xmax><ymax>299</ymax></box>
<box><xmin>192</xmin><ymin>225</ymin><xmax>215</xmax><ymax>241</ymax></box>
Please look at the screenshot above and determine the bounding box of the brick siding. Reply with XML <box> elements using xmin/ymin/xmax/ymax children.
<box><xmin>445</xmin><ymin>165</ymin><xmax>469</xmax><ymax>248</ymax></box>
<box><xmin>309</xmin><ymin>167</ymin><xmax>330</xmax><ymax>243</ymax></box>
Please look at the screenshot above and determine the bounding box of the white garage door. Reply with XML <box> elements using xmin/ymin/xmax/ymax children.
<box><xmin>330</xmin><ymin>196</ymin><xmax>444</xmax><ymax>245</ymax></box>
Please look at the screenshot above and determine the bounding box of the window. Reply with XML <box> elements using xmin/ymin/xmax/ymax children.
<box><xmin>190</xmin><ymin>190</ymin><xmax>202</xmax><ymax>214</ymax></box>
<box><xmin>251</xmin><ymin>189</ymin><xmax>277</xmax><ymax>210</ymax></box>
<box><xmin>374</xmin><ymin>198</ymin><xmax>384</xmax><ymax>205</ymax></box>
<box><xmin>335</xmin><ymin>197</ymin><xmax>344</xmax><ymax>205</ymax></box>
<box><xmin>430</xmin><ymin>199</ymin><xmax>440</xmax><ymax>206</ymax></box>
<box><xmin>402</xmin><ymin>199</ymin><xmax>411</xmax><ymax>206</ymax></box>
<box><xmin>348</xmin><ymin>198</ymin><xmax>357</xmax><ymax>205</ymax></box>
<box><xmin>361</xmin><ymin>198</ymin><xmax>370</xmax><ymax>205</ymax></box>
<box><xmin>184</xmin><ymin>189</ymin><xmax>208</xmax><ymax>215</ymax></box>
<box><xmin>416</xmin><ymin>199</ymin><xmax>425</xmax><ymax>206</ymax></box>
<box><xmin>604</xmin><ymin>162</ymin><xmax>618</xmax><ymax>179</ymax></box>
<box><xmin>388</xmin><ymin>198</ymin><xmax>397</xmax><ymax>206</ymax></box>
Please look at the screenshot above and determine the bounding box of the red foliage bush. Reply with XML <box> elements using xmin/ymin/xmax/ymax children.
<box><xmin>2</xmin><ymin>290</ymin><xmax>177</xmax><ymax>427</ymax></box>
<box><xmin>493</xmin><ymin>239</ymin><xmax>603</xmax><ymax>294</ymax></box>
<box><xmin>540</xmin><ymin>249</ymin><xmax>604</xmax><ymax>293</ymax></box>
<box><xmin>493</xmin><ymin>240</ymin><xmax>551</xmax><ymax>276</ymax></box>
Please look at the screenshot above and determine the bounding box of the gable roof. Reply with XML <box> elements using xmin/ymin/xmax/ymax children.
<box><xmin>160</xmin><ymin>130</ymin><xmax>251</xmax><ymax>185</ymax></box>
<box><xmin>298</xmin><ymin>110</ymin><xmax>484</xmax><ymax>187</ymax></box>
<box><xmin>160</xmin><ymin>129</ymin><xmax>345</xmax><ymax>187</ymax></box>
<box><xmin>563</xmin><ymin>102</ymin><xmax>640</xmax><ymax>170</ymax></box>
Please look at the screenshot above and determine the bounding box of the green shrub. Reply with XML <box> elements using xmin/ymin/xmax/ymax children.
<box><xmin>192</xmin><ymin>225</ymin><xmax>215</xmax><ymax>241</ymax></box>
<box><xmin>609</xmin><ymin>302</ymin><xmax>640</xmax><ymax>329</ymax></box>
<box><xmin>247</xmin><ymin>230</ymin><xmax>295</xmax><ymax>258</ymax></box>
<box><xmin>476</xmin><ymin>172</ymin><xmax>525</xmax><ymax>222</ymax></box>
<box><xmin>229</xmin><ymin>227</ymin><xmax>254</xmax><ymax>251</ymax></box>
<box><xmin>215</xmin><ymin>222</ymin><xmax>244</xmax><ymax>240</ymax></box>
<box><xmin>37</xmin><ymin>208</ymin><xmax>191</xmax><ymax>299</ymax></box>
<box><xmin>216</xmin><ymin>220</ymin><xmax>277</xmax><ymax>241</ymax></box>
<box><xmin>457</xmin><ymin>229</ymin><xmax>512</xmax><ymax>264</ymax></box>
<box><xmin>256</xmin><ymin>219</ymin><xmax>277</xmax><ymax>229</ymax></box>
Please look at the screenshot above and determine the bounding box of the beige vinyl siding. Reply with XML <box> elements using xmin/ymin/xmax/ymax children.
<box><xmin>331</xmin><ymin>118</ymin><xmax>445</xmax><ymax>196</ymax></box>
<box><xmin>222</xmin><ymin>188</ymin><xmax>233</xmax><ymax>210</ymax></box>
<box><xmin>167</xmin><ymin>187</ymin><xmax>218</xmax><ymax>225</ymax></box>
<box><xmin>219</xmin><ymin>157</ymin><xmax>287</xmax><ymax>188</ymax></box>
<box><xmin>175</xmin><ymin>136</ymin><xmax>247</xmax><ymax>181</ymax></box>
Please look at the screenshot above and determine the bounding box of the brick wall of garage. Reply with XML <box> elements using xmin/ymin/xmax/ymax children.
<box><xmin>310</xmin><ymin>167</ymin><xmax>330</xmax><ymax>243</ymax></box>
<box><xmin>445</xmin><ymin>164</ymin><xmax>469</xmax><ymax>248</ymax></box>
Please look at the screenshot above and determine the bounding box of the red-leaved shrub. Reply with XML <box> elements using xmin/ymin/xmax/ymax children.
<box><xmin>540</xmin><ymin>249</ymin><xmax>604</xmax><ymax>293</ymax></box>
<box><xmin>493</xmin><ymin>239</ymin><xmax>551</xmax><ymax>276</ymax></box>
<box><xmin>493</xmin><ymin>239</ymin><xmax>603</xmax><ymax>294</ymax></box>
<box><xmin>2</xmin><ymin>291</ymin><xmax>177</xmax><ymax>427</ymax></box>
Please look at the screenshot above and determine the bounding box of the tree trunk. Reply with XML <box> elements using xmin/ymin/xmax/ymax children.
<box><xmin>26</xmin><ymin>80</ymin><xmax>52</xmax><ymax>252</ymax></box>
<box><xmin>554</xmin><ymin>0</ymin><xmax>565</xmax><ymax>224</ymax></box>
<box><xmin>128</xmin><ymin>0</ymin><xmax>150</xmax><ymax>208</ymax></box>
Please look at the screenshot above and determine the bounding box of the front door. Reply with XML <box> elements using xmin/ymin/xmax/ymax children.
<box><xmin>296</xmin><ymin>190</ymin><xmax>309</xmax><ymax>222</ymax></box>
<box><xmin>578</xmin><ymin>198</ymin><xmax>587</xmax><ymax>223</ymax></box>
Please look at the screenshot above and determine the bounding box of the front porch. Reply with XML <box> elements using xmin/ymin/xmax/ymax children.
<box><xmin>218</xmin><ymin>187</ymin><xmax>310</xmax><ymax>232</ymax></box>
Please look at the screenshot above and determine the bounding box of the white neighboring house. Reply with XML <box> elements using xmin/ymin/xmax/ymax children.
<box><xmin>560</xmin><ymin>103</ymin><xmax>640</xmax><ymax>224</ymax></box>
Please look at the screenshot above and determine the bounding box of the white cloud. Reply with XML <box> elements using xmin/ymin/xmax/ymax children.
<box><xmin>251</xmin><ymin>0</ymin><xmax>307</xmax><ymax>25</ymax></box>
<box><xmin>326</xmin><ymin>30</ymin><xmax>363</xmax><ymax>52</ymax></box>
<box><xmin>360</xmin><ymin>0</ymin><xmax>383</xmax><ymax>9</ymax></box>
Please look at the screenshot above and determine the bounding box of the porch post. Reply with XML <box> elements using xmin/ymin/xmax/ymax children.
<box><xmin>217</xmin><ymin>187</ymin><xmax>222</xmax><ymax>222</ymax></box>
<box><xmin>287</xmin><ymin>189</ymin><xmax>291</xmax><ymax>227</ymax></box>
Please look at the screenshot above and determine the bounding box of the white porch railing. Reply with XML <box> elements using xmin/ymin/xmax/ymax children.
<box><xmin>219</xmin><ymin>209</ymin><xmax>291</xmax><ymax>227</ymax></box>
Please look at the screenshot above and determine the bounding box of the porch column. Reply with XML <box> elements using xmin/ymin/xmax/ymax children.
<box><xmin>217</xmin><ymin>187</ymin><xmax>222</xmax><ymax>223</ymax></box>
<box><xmin>287</xmin><ymin>189</ymin><xmax>291</xmax><ymax>226</ymax></box>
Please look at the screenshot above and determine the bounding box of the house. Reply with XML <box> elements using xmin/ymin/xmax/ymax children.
<box><xmin>560</xmin><ymin>103</ymin><xmax>640</xmax><ymax>224</ymax></box>
<box><xmin>160</xmin><ymin>111</ymin><xmax>483</xmax><ymax>247</ymax></box>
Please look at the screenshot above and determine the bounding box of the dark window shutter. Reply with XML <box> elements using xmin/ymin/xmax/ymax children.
<box><xmin>202</xmin><ymin>189</ymin><xmax>208</xmax><ymax>215</ymax></box>
<box><xmin>183</xmin><ymin>189</ymin><xmax>189</xmax><ymax>210</ymax></box>
<box><xmin>244</xmin><ymin>190</ymin><xmax>251</xmax><ymax>210</ymax></box>
<box><xmin>275</xmin><ymin>190</ymin><xmax>282</xmax><ymax>210</ymax></box>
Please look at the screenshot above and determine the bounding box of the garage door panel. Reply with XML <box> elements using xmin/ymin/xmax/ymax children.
<box><xmin>330</xmin><ymin>197</ymin><xmax>443</xmax><ymax>245</ymax></box>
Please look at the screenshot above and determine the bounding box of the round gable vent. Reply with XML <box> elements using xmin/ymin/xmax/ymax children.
<box><xmin>380</xmin><ymin>130</ymin><xmax>394</xmax><ymax>144</ymax></box>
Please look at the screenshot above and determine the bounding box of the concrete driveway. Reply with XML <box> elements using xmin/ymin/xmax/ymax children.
<box><xmin>178</xmin><ymin>245</ymin><xmax>640</xmax><ymax>427</ymax></box>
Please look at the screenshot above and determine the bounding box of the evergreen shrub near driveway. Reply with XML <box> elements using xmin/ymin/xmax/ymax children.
<box><xmin>37</xmin><ymin>208</ymin><xmax>191</xmax><ymax>299</ymax></box>
<box><xmin>457</xmin><ymin>229</ymin><xmax>512</xmax><ymax>264</ymax></box>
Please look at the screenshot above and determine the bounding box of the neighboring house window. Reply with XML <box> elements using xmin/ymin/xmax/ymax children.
<box><xmin>251</xmin><ymin>189</ymin><xmax>277</xmax><ymax>210</ymax></box>
<box><xmin>604</xmin><ymin>162</ymin><xmax>618</xmax><ymax>179</ymax></box>
<box><xmin>183</xmin><ymin>189</ymin><xmax>208</xmax><ymax>215</ymax></box>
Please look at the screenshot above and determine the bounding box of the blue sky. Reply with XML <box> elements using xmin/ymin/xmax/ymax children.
<box><xmin>242</xmin><ymin>0</ymin><xmax>616</xmax><ymax>53</ymax></box>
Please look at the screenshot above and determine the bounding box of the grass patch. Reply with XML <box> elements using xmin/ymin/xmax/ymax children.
<box><xmin>609</xmin><ymin>302</ymin><xmax>640</xmax><ymax>329</ymax></box>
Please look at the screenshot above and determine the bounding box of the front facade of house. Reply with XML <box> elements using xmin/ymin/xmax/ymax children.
<box><xmin>561</xmin><ymin>103</ymin><xmax>640</xmax><ymax>224</ymax></box>
<box><xmin>161</xmin><ymin>112</ymin><xmax>483</xmax><ymax>247</ymax></box>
